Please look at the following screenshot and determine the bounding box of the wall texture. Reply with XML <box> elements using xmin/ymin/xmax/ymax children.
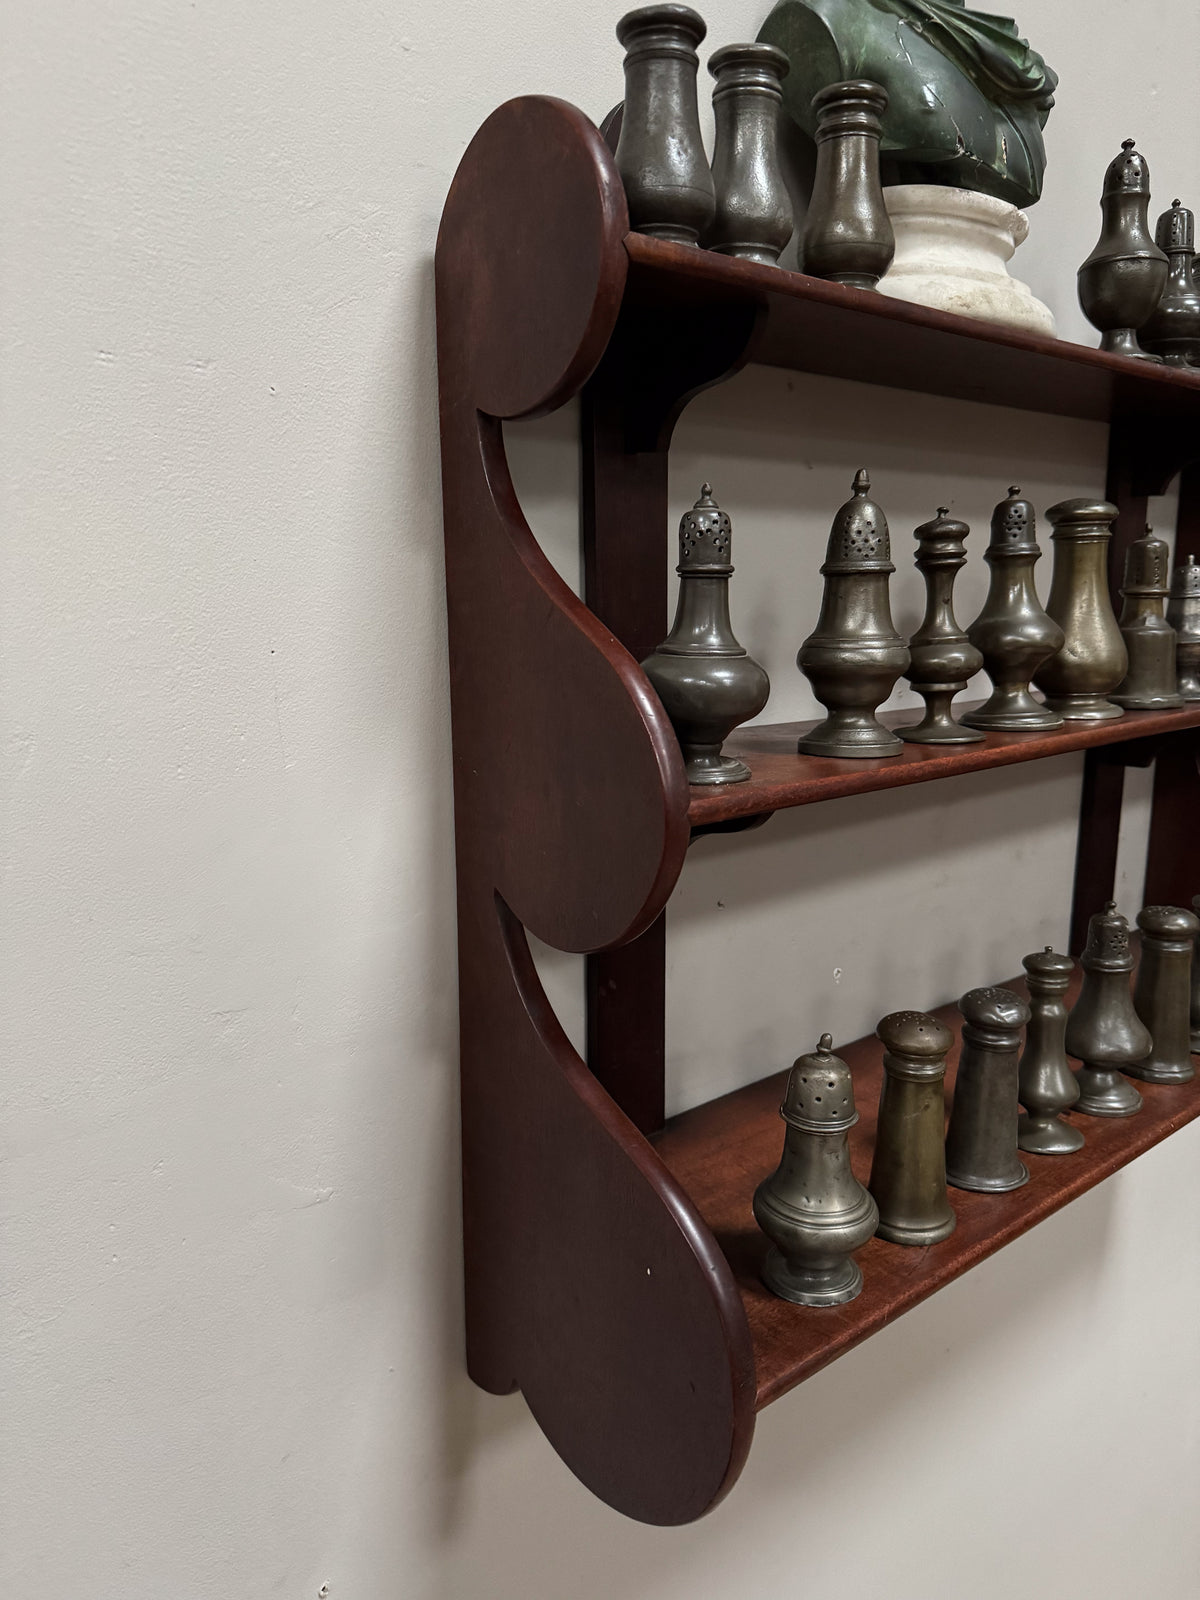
<box><xmin>4</xmin><ymin>3</ymin><xmax>1198</xmax><ymax>1597</ymax></box>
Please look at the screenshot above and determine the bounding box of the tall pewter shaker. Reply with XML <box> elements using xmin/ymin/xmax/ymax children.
<box><xmin>1065</xmin><ymin>902</ymin><xmax>1150</xmax><ymax>1117</ymax></box>
<box><xmin>944</xmin><ymin>988</ymin><xmax>1030</xmax><ymax>1193</ymax></box>
<box><xmin>1192</xmin><ymin>894</ymin><xmax>1200</xmax><ymax>1054</ymax></box>
<box><xmin>1033</xmin><ymin>499</ymin><xmax>1127</xmax><ymax>721</ymax></box>
<box><xmin>1017</xmin><ymin>947</ymin><xmax>1083</xmax><ymax>1155</ymax></box>
<box><xmin>753</xmin><ymin>1034</ymin><xmax>878</xmax><ymax>1306</ymax></box>
<box><xmin>708</xmin><ymin>43</ymin><xmax>793</xmax><ymax>265</ymax></box>
<box><xmin>1127</xmin><ymin>903</ymin><xmax>1200</xmax><ymax>1083</ymax></box>
<box><xmin>899</xmin><ymin>509</ymin><xmax>984</xmax><ymax>745</ymax></box>
<box><xmin>615</xmin><ymin>5</ymin><xmax>715</xmax><ymax>246</ymax></box>
<box><xmin>1140</xmin><ymin>201</ymin><xmax>1200</xmax><ymax>366</ymax></box>
<box><xmin>1111</xmin><ymin>528</ymin><xmax>1182</xmax><ymax>709</ymax></box>
<box><xmin>1167</xmin><ymin>556</ymin><xmax>1200</xmax><ymax>700</ymax></box>
<box><xmin>802</xmin><ymin>80</ymin><xmax>894</xmax><ymax>289</ymax></box>
<box><xmin>1077</xmin><ymin>140</ymin><xmax>1168</xmax><ymax>359</ymax></box>
<box><xmin>869</xmin><ymin>1011</ymin><xmax>957</xmax><ymax>1246</ymax></box>
<box><xmin>963</xmin><ymin>488</ymin><xmax>1064</xmax><ymax>732</ymax></box>
<box><xmin>797</xmin><ymin>469</ymin><xmax>909</xmax><ymax>758</ymax></box>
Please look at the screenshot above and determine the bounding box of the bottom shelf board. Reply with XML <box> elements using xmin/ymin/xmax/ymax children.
<box><xmin>652</xmin><ymin>964</ymin><xmax>1200</xmax><ymax>1411</ymax></box>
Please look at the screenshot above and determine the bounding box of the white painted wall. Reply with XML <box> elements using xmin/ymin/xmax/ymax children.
<box><xmin>5</xmin><ymin>3</ymin><xmax>1198</xmax><ymax>1596</ymax></box>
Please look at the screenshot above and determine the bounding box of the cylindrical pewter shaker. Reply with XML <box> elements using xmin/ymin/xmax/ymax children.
<box><xmin>869</xmin><ymin>1011</ymin><xmax>957</xmax><ymax>1246</ymax></box>
<box><xmin>615</xmin><ymin>5</ymin><xmax>715</xmax><ymax>246</ymax></box>
<box><xmin>1140</xmin><ymin>201</ymin><xmax>1200</xmax><ymax>366</ymax></box>
<box><xmin>899</xmin><ymin>509</ymin><xmax>985</xmax><ymax>745</ymax></box>
<box><xmin>641</xmin><ymin>485</ymin><xmax>770</xmax><ymax>784</ymax></box>
<box><xmin>1111</xmin><ymin>528</ymin><xmax>1183</xmax><ymax>709</ymax></box>
<box><xmin>1065</xmin><ymin>902</ymin><xmax>1150</xmax><ymax>1117</ymax></box>
<box><xmin>1127</xmin><ymin>903</ymin><xmax>1200</xmax><ymax>1083</ymax></box>
<box><xmin>796</xmin><ymin>469</ymin><xmax>909</xmax><ymax>758</ymax></box>
<box><xmin>1192</xmin><ymin>894</ymin><xmax>1200</xmax><ymax>1054</ymax></box>
<box><xmin>1033</xmin><ymin>499</ymin><xmax>1128</xmax><ymax>721</ymax></box>
<box><xmin>1077</xmin><ymin>140</ymin><xmax>1168</xmax><ymax>359</ymax></box>
<box><xmin>945</xmin><ymin>987</ymin><xmax>1030</xmax><ymax>1193</ymax></box>
<box><xmin>708</xmin><ymin>43</ymin><xmax>793</xmax><ymax>265</ymax></box>
<box><xmin>753</xmin><ymin>1034</ymin><xmax>878</xmax><ymax>1306</ymax></box>
<box><xmin>803</xmin><ymin>80</ymin><xmax>894</xmax><ymax>289</ymax></box>
<box><xmin>1017</xmin><ymin>948</ymin><xmax>1083</xmax><ymax>1155</ymax></box>
<box><xmin>963</xmin><ymin>488</ymin><xmax>1065</xmax><ymax>731</ymax></box>
<box><xmin>1167</xmin><ymin>556</ymin><xmax>1200</xmax><ymax>701</ymax></box>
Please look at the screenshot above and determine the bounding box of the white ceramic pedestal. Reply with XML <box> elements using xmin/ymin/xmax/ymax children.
<box><xmin>878</xmin><ymin>184</ymin><xmax>1055</xmax><ymax>338</ymax></box>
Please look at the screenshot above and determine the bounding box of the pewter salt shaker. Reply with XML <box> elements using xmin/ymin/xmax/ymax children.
<box><xmin>753</xmin><ymin>1034</ymin><xmax>878</xmax><ymax>1306</ymax></box>
<box><xmin>707</xmin><ymin>42</ymin><xmax>793</xmax><ymax>265</ymax></box>
<box><xmin>1017</xmin><ymin>947</ymin><xmax>1083</xmax><ymax>1155</ymax></box>
<box><xmin>1078</xmin><ymin>140</ymin><xmax>1168</xmax><ymax>359</ymax></box>
<box><xmin>1192</xmin><ymin>894</ymin><xmax>1200</xmax><ymax>1054</ymax></box>
<box><xmin>869</xmin><ymin>1011</ymin><xmax>957</xmax><ymax>1246</ymax></box>
<box><xmin>797</xmin><ymin>469</ymin><xmax>909</xmax><ymax>758</ymax></box>
<box><xmin>945</xmin><ymin>987</ymin><xmax>1031</xmax><ymax>1193</ymax></box>
<box><xmin>1140</xmin><ymin>201</ymin><xmax>1200</xmax><ymax>366</ymax></box>
<box><xmin>1111</xmin><ymin>528</ymin><xmax>1182</xmax><ymax>709</ymax></box>
<box><xmin>1167</xmin><ymin>555</ymin><xmax>1200</xmax><ymax>700</ymax></box>
<box><xmin>1065</xmin><ymin>902</ymin><xmax>1150</xmax><ymax>1117</ymax></box>
<box><xmin>615</xmin><ymin>5</ymin><xmax>715</xmax><ymax>246</ymax></box>
<box><xmin>802</xmin><ymin>80</ymin><xmax>894</xmax><ymax>289</ymax></box>
<box><xmin>641</xmin><ymin>485</ymin><xmax>770</xmax><ymax>784</ymax></box>
<box><xmin>1127</xmin><ymin>903</ymin><xmax>1200</xmax><ymax>1083</ymax></box>
<box><xmin>1033</xmin><ymin>499</ymin><xmax>1128</xmax><ymax>721</ymax></box>
<box><xmin>899</xmin><ymin>508</ymin><xmax>984</xmax><ymax>745</ymax></box>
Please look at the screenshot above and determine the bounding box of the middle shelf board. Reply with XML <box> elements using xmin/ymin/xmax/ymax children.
<box><xmin>687</xmin><ymin>702</ymin><xmax>1200</xmax><ymax>828</ymax></box>
<box><xmin>652</xmin><ymin>961</ymin><xmax>1200</xmax><ymax>1413</ymax></box>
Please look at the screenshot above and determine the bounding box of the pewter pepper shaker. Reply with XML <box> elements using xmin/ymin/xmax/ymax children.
<box><xmin>1078</xmin><ymin>139</ymin><xmax>1168</xmax><ymax>359</ymax></box>
<box><xmin>1033</xmin><ymin>499</ymin><xmax>1128</xmax><ymax>721</ymax></box>
<box><xmin>707</xmin><ymin>43</ymin><xmax>793</xmax><ymax>265</ymax></box>
<box><xmin>1111</xmin><ymin>528</ymin><xmax>1183</xmax><ymax>709</ymax></box>
<box><xmin>615</xmin><ymin>5</ymin><xmax>715</xmax><ymax>246</ymax></box>
<box><xmin>1065</xmin><ymin>902</ymin><xmax>1150</xmax><ymax>1117</ymax></box>
<box><xmin>869</xmin><ymin>1011</ymin><xmax>957</xmax><ymax>1245</ymax></box>
<box><xmin>802</xmin><ymin>80</ymin><xmax>894</xmax><ymax>289</ymax></box>
<box><xmin>1017</xmin><ymin>948</ymin><xmax>1083</xmax><ymax>1155</ymax></box>
<box><xmin>1127</xmin><ymin>903</ymin><xmax>1200</xmax><ymax>1084</ymax></box>
<box><xmin>945</xmin><ymin>987</ymin><xmax>1031</xmax><ymax>1193</ymax></box>
<box><xmin>1167</xmin><ymin>556</ymin><xmax>1200</xmax><ymax>700</ymax></box>
<box><xmin>642</xmin><ymin>485</ymin><xmax>770</xmax><ymax>784</ymax></box>
<box><xmin>899</xmin><ymin>508</ymin><xmax>984</xmax><ymax>745</ymax></box>
<box><xmin>753</xmin><ymin>1034</ymin><xmax>878</xmax><ymax>1306</ymax></box>
<box><xmin>1192</xmin><ymin>894</ymin><xmax>1200</xmax><ymax>1054</ymax></box>
<box><xmin>797</xmin><ymin>469</ymin><xmax>909</xmax><ymax>758</ymax></box>
<box><xmin>1140</xmin><ymin>201</ymin><xmax>1200</xmax><ymax>366</ymax></box>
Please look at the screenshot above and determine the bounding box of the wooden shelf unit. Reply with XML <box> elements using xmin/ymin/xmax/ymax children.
<box><xmin>436</xmin><ymin>94</ymin><xmax>1200</xmax><ymax>1527</ymax></box>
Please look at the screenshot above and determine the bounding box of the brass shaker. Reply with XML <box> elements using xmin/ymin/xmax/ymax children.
<box><xmin>1017</xmin><ymin>947</ymin><xmax>1084</xmax><ymax>1155</ymax></box>
<box><xmin>753</xmin><ymin>1034</ymin><xmax>878</xmax><ymax>1306</ymax></box>
<box><xmin>1127</xmin><ymin>903</ymin><xmax>1200</xmax><ymax>1083</ymax></box>
<box><xmin>945</xmin><ymin>987</ymin><xmax>1031</xmax><ymax>1193</ymax></box>
<box><xmin>899</xmin><ymin>509</ymin><xmax>985</xmax><ymax>745</ymax></box>
<box><xmin>797</xmin><ymin>469</ymin><xmax>909</xmax><ymax>758</ymax></box>
<box><xmin>1111</xmin><ymin>528</ymin><xmax>1183</xmax><ymax>709</ymax></box>
<box><xmin>1033</xmin><ymin>499</ymin><xmax>1128</xmax><ymax>721</ymax></box>
<box><xmin>1166</xmin><ymin>556</ymin><xmax>1200</xmax><ymax>701</ymax></box>
<box><xmin>869</xmin><ymin>1011</ymin><xmax>957</xmax><ymax>1245</ymax></box>
<box><xmin>1192</xmin><ymin>894</ymin><xmax>1200</xmax><ymax>1054</ymax></box>
<box><xmin>1065</xmin><ymin>902</ymin><xmax>1150</xmax><ymax>1117</ymax></box>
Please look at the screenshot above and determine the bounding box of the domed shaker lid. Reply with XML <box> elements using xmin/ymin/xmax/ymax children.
<box><xmin>1081</xmin><ymin>901</ymin><xmax>1134</xmax><ymax>971</ymax></box>
<box><xmin>822</xmin><ymin>469</ymin><xmax>894</xmax><ymax>575</ymax></box>
<box><xmin>1103</xmin><ymin>138</ymin><xmax>1152</xmax><ymax>196</ymax></box>
<box><xmin>957</xmin><ymin>985</ymin><xmax>1031</xmax><ymax>1041</ymax></box>
<box><xmin>1022</xmin><ymin>945</ymin><xmax>1075</xmax><ymax>984</ymax></box>
<box><xmin>1122</xmin><ymin>526</ymin><xmax>1170</xmax><ymax>595</ymax></box>
<box><xmin>1044</xmin><ymin>498</ymin><xmax>1119</xmax><ymax>538</ymax></box>
<box><xmin>677</xmin><ymin>484</ymin><xmax>732</xmax><ymax>574</ymax></box>
<box><xmin>1137</xmin><ymin>903</ymin><xmax>1200</xmax><ymax>941</ymax></box>
<box><xmin>912</xmin><ymin>508</ymin><xmax>969</xmax><ymax>567</ymax></box>
<box><xmin>876</xmin><ymin>1010</ymin><xmax>953</xmax><ymax>1078</ymax></box>
<box><xmin>1156</xmin><ymin>199</ymin><xmax>1194</xmax><ymax>252</ymax></box>
<box><xmin>1170</xmin><ymin>554</ymin><xmax>1200</xmax><ymax>597</ymax></box>
<box><xmin>986</xmin><ymin>487</ymin><xmax>1040</xmax><ymax>558</ymax></box>
<box><xmin>781</xmin><ymin>1034</ymin><xmax>858</xmax><ymax>1132</ymax></box>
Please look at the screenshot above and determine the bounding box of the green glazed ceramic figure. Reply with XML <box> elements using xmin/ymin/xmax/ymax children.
<box><xmin>758</xmin><ymin>0</ymin><xmax>1057</xmax><ymax>207</ymax></box>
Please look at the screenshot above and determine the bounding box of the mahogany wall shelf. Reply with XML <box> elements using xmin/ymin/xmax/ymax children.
<box><xmin>436</xmin><ymin>94</ymin><xmax>1200</xmax><ymax>1527</ymax></box>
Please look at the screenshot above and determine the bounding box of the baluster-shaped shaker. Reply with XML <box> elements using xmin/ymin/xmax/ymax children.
<box><xmin>1017</xmin><ymin>948</ymin><xmax>1083</xmax><ymax>1155</ymax></box>
<box><xmin>1033</xmin><ymin>498</ymin><xmax>1128</xmax><ymax>720</ymax></box>
<box><xmin>1127</xmin><ymin>903</ymin><xmax>1200</xmax><ymax>1083</ymax></box>
<box><xmin>1111</xmin><ymin>528</ymin><xmax>1182</xmax><ymax>709</ymax></box>
<box><xmin>1140</xmin><ymin>201</ymin><xmax>1200</xmax><ymax>366</ymax></box>
<box><xmin>899</xmin><ymin>509</ymin><xmax>985</xmax><ymax>745</ymax></box>
<box><xmin>1167</xmin><ymin>556</ymin><xmax>1200</xmax><ymax>700</ymax></box>
<box><xmin>642</xmin><ymin>485</ymin><xmax>770</xmax><ymax>784</ymax></box>
<box><xmin>753</xmin><ymin>1034</ymin><xmax>878</xmax><ymax>1306</ymax></box>
<box><xmin>615</xmin><ymin>5</ymin><xmax>715</xmax><ymax>246</ymax></box>
<box><xmin>1192</xmin><ymin>894</ymin><xmax>1200</xmax><ymax>1053</ymax></box>
<box><xmin>963</xmin><ymin>488</ymin><xmax>1065</xmax><ymax>731</ymax></box>
<box><xmin>1078</xmin><ymin>140</ymin><xmax>1168</xmax><ymax>359</ymax></box>
<box><xmin>945</xmin><ymin>988</ymin><xmax>1031</xmax><ymax>1192</ymax></box>
<box><xmin>869</xmin><ymin>1011</ymin><xmax>957</xmax><ymax>1245</ymax></box>
<box><xmin>1065</xmin><ymin>902</ymin><xmax>1150</xmax><ymax>1117</ymax></box>
<box><xmin>797</xmin><ymin>470</ymin><xmax>909</xmax><ymax>757</ymax></box>
<box><xmin>803</xmin><ymin>80</ymin><xmax>894</xmax><ymax>289</ymax></box>
<box><xmin>708</xmin><ymin>43</ymin><xmax>793</xmax><ymax>265</ymax></box>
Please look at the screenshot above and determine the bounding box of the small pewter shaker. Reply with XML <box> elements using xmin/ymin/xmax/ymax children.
<box><xmin>615</xmin><ymin>5</ymin><xmax>716</xmax><ymax>246</ymax></box>
<box><xmin>1078</xmin><ymin>139</ymin><xmax>1168</xmax><ymax>359</ymax></box>
<box><xmin>752</xmin><ymin>1034</ymin><xmax>878</xmax><ymax>1306</ymax></box>
<box><xmin>1127</xmin><ymin>903</ymin><xmax>1200</xmax><ymax>1084</ymax></box>
<box><xmin>945</xmin><ymin>987</ymin><xmax>1031</xmax><ymax>1193</ymax></box>
<box><xmin>802</xmin><ymin>80</ymin><xmax>894</xmax><ymax>289</ymax></box>
<box><xmin>899</xmin><ymin>509</ymin><xmax>984</xmax><ymax>745</ymax></box>
<box><xmin>1192</xmin><ymin>894</ymin><xmax>1200</xmax><ymax>1054</ymax></box>
<box><xmin>642</xmin><ymin>485</ymin><xmax>770</xmax><ymax>784</ymax></box>
<box><xmin>1017</xmin><ymin>948</ymin><xmax>1083</xmax><ymax>1155</ymax></box>
<box><xmin>1140</xmin><ymin>202</ymin><xmax>1200</xmax><ymax>366</ymax></box>
<box><xmin>1033</xmin><ymin>499</ymin><xmax>1128</xmax><ymax>721</ymax></box>
<box><xmin>869</xmin><ymin>1011</ymin><xmax>957</xmax><ymax>1246</ymax></box>
<box><xmin>1167</xmin><ymin>556</ymin><xmax>1200</xmax><ymax>700</ymax></box>
<box><xmin>1065</xmin><ymin>902</ymin><xmax>1150</xmax><ymax>1117</ymax></box>
<box><xmin>1111</xmin><ymin>528</ymin><xmax>1183</xmax><ymax>709</ymax></box>
<box><xmin>963</xmin><ymin>488</ymin><xmax>1065</xmax><ymax>732</ymax></box>
<box><xmin>707</xmin><ymin>43</ymin><xmax>793</xmax><ymax>265</ymax></box>
<box><xmin>797</xmin><ymin>470</ymin><xmax>909</xmax><ymax>758</ymax></box>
